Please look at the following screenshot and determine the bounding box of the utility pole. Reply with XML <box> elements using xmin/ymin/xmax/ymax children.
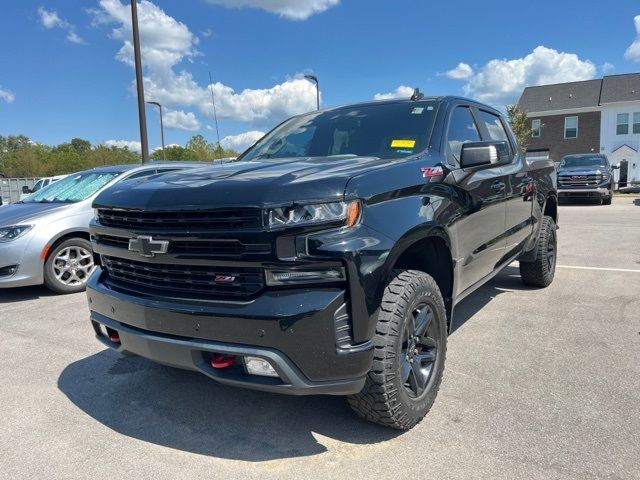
<box><xmin>147</xmin><ymin>101</ymin><xmax>165</xmax><ymax>160</ymax></box>
<box><xmin>131</xmin><ymin>0</ymin><xmax>149</xmax><ymax>163</ymax></box>
<box><xmin>304</xmin><ymin>75</ymin><xmax>320</xmax><ymax>110</ymax></box>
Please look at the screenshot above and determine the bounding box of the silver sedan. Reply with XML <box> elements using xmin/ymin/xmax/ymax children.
<box><xmin>0</xmin><ymin>162</ymin><xmax>203</xmax><ymax>293</ymax></box>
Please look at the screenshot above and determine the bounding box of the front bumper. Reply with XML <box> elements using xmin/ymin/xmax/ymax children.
<box><xmin>0</xmin><ymin>234</ymin><xmax>43</xmax><ymax>288</ymax></box>
<box><xmin>87</xmin><ymin>269</ymin><xmax>373</xmax><ymax>396</ymax></box>
<box><xmin>557</xmin><ymin>186</ymin><xmax>611</xmax><ymax>199</ymax></box>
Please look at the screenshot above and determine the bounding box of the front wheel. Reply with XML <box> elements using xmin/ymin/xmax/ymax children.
<box><xmin>519</xmin><ymin>216</ymin><xmax>557</xmax><ymax>287</ymax></box>
<box><xmin>348</xmin><ymin>270</ymin><xmax>447</xmax><ymax>430</ymax></box>
<box><xmin>43</xmin><ymin>238</ymin><xmax>96</xmax><ymax>294</ymax></box>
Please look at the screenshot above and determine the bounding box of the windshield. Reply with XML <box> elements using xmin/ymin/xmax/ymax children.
<box><xmin>32</xmin><ymin>179</ymin><xmax>45</xmax><ymax>192</ymax></box>
<box><xmin>24</xmin><ymin>171</ymin><xmax>118</xmax><ymax>203</ymax></box>
<box><xmin>560</xmin><ymin>156</ymin><xmax>607</xmax><ymax>169</ymax></box>
<box><xmin>239</xmin><ymin>101</ymin><xmax>439</xmax><ymax>161</ymax></box>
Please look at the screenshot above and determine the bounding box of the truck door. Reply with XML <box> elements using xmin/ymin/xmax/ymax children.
<box><xmin>445</xmin><ymin>105</ymin><xmax>508</xmax><ymax>294</ymax></box>
<box><xmin>475</xmin><ymin>109</ymin><xmax>534</xmax><ymax>258</ymax></box>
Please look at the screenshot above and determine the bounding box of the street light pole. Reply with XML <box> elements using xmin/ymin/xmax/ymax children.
<box><xmin>147</xmin><ymin>101</ymin><xmax>165</xmax><ymax>160</ymax></box>
<box><xmin>131</xmin><ymin>0</ymin><xmax>149</xmax><ymax>163</ymax></box>
<box><xmin>304</xmin><ymin>75</ymin><xmax>320</xmax><ymax>110</ymax></box>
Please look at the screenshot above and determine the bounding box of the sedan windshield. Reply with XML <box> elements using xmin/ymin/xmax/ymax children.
<box><xmin>560</xmin><ymin>156</ymin><xmax>607</xmax><ymax>169</ymax></box>
<box><xmin>23</xmin><ymin>171</ymin><xmax>118</xmax><ymax>203</ymax></box>
<box><xmin>239</xmin><ymin>101</ymin><xmax>439</xmax><ymax>161</ymax></box>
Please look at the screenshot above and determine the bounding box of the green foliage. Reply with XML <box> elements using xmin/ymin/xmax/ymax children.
<box><xmin>0</xmin><ymin>134</ymin><xmax>139</xmax><ymax>177</ymax></box>
<box><xmin>0</xmin><ymin>134</ymin><xmax>239</xmax><ymax>177</ymax></box>
<box><xmin>151</xmin><ymin>135</ymin><xmax>239</xmax><ymax>161</ymax></box>
<box><xmin>506</xmin><ymin>104</ymin><xmax>535</xmax><ymax>152</ymax></box>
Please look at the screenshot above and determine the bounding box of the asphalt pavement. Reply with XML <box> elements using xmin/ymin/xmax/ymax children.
<box><xmin>1</xmin><ymin>196</ymin><xmax>639</xmax><ymax>480</ymax></box>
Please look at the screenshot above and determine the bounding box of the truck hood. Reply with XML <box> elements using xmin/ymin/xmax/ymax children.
<box><xmin>0</xmin><ymin>202</ymin><xmax>70</xmax><ymax>227</ymax></box>
<box><xmin>557</xmin><ymin>166</ymin><xmax>606</xmax><ymax>175</ymax></box>
<box><xmin>94</xmin><ymin>156</ymin><xmax>391</xmax><ymax>210</ymax></box>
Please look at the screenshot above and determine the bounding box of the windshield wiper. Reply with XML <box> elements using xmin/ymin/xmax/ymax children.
<box><xmin>252</xmin><ymin>153</ymin><xmax>273</xmax><ymax>160</ymax></box>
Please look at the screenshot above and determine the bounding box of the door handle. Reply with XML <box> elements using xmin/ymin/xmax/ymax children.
<box><xmin>491</xmin><ymin>181</ymin><xmax>505</xmax><ymax>192</ymax></box>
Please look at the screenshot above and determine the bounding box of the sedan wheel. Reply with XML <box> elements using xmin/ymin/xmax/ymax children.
<box><xmin>44</xmin><ymin>238</ymin><xmax>96</xmax><ymax>294</ymax></box>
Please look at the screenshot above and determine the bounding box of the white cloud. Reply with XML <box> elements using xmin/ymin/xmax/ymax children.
<box><xmin>373</xmin><ymin>85</ymin><xmax>415</xmax><ymax>101</ymax></box>
<box><xmin>204</xmin><ymin>0</ymin><xmax>339</xmax><ymax>20</ymax></box>
<box><xmin>162</xmin><ymin>109</ymin><xmax>201</xmax><ymax>131</ymax></box>
<box><xmin>625</xmin><ymin>15</ymin><xmax>640</xmax><ymax>61</ymax></box>
<box><xmin>103</xmin><ymin>139</ymin><xmax>141</xmax><ymax>151</ymax></box>
<box><xmin>201</xmin><ymin>28</ymin><xmax>213</xmax><ymax>37</ymax></box>
<box><xmin>442</xmin><ymin>62</ymin><xmax>474</xmax><ymax>80</ymax></box>
<box><xmin>220</xmin><ymin>130</ymin><xmax>265</xmax><ymax>152</ymax></box>
<box><xmin>93</xmin><ymin>1</ymin><xmax>316</xmax><ymax>127</ymax></box>
<box><xmin>38</xmin><ymin>7</ymin><xmax>66</xmax><ymax>29</ymax></box>
<box><xmin>450</xmin><ymin>46</ymin><xmax>596</xmax><ymax>106</ymax></box>
<box><xmin>0</xmin><ymin>87</ymin><xmax>15</xmax><ymax>104</ymax></box>
<box><xmin>38</xmin><ymin>6</ymin><xmax>86</xmax><ymax>44</ymax></box>
<box><xmin>601</xmin><ymin>62</ymin><xmax>615</xmax><ymax>74</ymax></box>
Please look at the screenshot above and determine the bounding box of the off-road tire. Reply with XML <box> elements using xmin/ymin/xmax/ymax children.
<box><xmin>603</xmin><ymin>195</ymin><xmax>612</xmax><ymax>205</ymax></box>
<box><xmin>519</xmin><ymin>216</ymin><xmax>557</xmax><ymax>288</ymax></box>
<box><xmin>348</xmin><ymin>270</ymin><xmax>447</xmax><ymax>430</ymax></box>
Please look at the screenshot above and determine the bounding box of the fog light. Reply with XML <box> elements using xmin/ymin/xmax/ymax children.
<box><xmin>244</xmin><ymin>356</ymin><xmax>279</xmax><ymax>377</ymax></box>
<box><xmin>265</xmin><ymin>268</ymin><xmax>346</xmax><ymax>286</ymax></box>
<box><xmin>0</xmin><ymin>265</ymin><xmax>18</xmax><ymax>277</ymax></box>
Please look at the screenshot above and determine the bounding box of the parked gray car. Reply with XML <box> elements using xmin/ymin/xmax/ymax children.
<box><xmin>0</xmin><ymin>162</ymin><xmax>203</xmax><ymax>293</ymax></box>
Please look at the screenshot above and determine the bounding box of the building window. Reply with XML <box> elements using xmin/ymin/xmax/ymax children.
<box><xmin>617</xmin><ymin>113</ymin><xmax>629</xmax><ymax>135</ymax></box>
<box><xmin>634</xmin><ymin>113</ymin><xmax>640</xmax><ymax>134</ymax></box>
<box><xmin>564</xmin><ymin>116</ymin><xmax>578</xmax><ymax>139</ymax></box>
<box><xmin>531</xmin><ymin>119</ymin><xmax>541</xmax><ymax>138</ymax></box>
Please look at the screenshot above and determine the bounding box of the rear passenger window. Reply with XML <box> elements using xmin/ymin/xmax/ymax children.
<box><xmin>447</xmin><ymin>106</ymin><xmax>481</xmax><ymax>163</ymax></box>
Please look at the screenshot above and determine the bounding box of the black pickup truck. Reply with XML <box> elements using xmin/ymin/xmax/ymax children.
<box><xmin>87</xmin><ymin>96</ymin><xmax>558</xmax><ymax>429</ymax></box>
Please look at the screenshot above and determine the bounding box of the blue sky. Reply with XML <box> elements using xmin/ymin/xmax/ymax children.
<box><xmin>1</xmin><ymin>0</ymin><xmax>639</xmax><ymax>152</ymax></box>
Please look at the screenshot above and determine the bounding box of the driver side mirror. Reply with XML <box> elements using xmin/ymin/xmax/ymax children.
<box><xmin>460</xmin><ymin>141</ymin><xmax>510</xmax><ymax>168</ymax></box>
<box><xmin>22</xmin><ymin>186</ymin><xmax>31</xmax><ymax>194</ymax></box>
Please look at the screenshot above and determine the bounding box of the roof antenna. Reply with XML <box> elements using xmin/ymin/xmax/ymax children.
<box><xmin>208</xmin><ymin>71</ymin><xmax>223</xmax><ymax>165</ymax></box>
<box><xmin>411</xmin><ymin>88</ymin><xmax>424</xmax><ymax>101</ymax></box>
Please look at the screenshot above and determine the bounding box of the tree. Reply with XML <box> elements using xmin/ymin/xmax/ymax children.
<box><xmin>151</xmin><ymin>145</ymin><xmax>197</xmax><ymax>161</ymax></box>
<box><xmin>506</xmin><ymin>104</ymin><xmax>535</xmax><ymax>152</ymax></box>
<box><xmin>186</xmin><ymin>134</ymin><xmax>214</xmax><ymax>160</ymax></box>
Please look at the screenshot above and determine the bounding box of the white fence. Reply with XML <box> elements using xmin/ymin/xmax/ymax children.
<box><xmin>0</xmin><ymin>177</ymin><xmax>37</xmax><ymax>205</ymax></box>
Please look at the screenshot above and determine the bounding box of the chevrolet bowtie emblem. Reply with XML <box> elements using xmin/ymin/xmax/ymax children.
<box><xmin>128</xmin><ymin>236</ymin><xmax>169</xmax><ymax>258</ymax></box>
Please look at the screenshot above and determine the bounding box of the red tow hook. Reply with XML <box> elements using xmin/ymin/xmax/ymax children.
<box><xmin>109</xmin><ymin>332</ymin><xmax>121</xmax><ymax>343</ymax></box>
<box><xmin>211</xmin><ymin>354</ymin><xmax>235</xmax><ymax>369</ymax></box>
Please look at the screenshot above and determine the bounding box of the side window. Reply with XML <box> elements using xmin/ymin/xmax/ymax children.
<box><xmin>478</xmin><ymin>111</ymin><xmax>510</xmax><ymax>142</ymax></box>
<box><xmin>127</xmin><ymin>169</ymin><xmax>158</xmax><ymax>180</ymax></box>
<box><xmin>478</xmin><ymin>110</ymin><xmax>513</xmax><ymax>157</ymax></box>
<box><xmin>447</xmin><ymin>106</ymin><xmax>481</xmax><ymax>163</ymax></box>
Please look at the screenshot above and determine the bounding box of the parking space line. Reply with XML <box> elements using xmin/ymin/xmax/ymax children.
<box><xmin>556</xmin><ymin>265</ymin><xmax>640</xmax><ymax>273</ymax></box>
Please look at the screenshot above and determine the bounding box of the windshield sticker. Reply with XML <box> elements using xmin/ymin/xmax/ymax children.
<box><xmin>411</xmin><ymin>107</ymin><xmax>425</xmax><ymax>114</ymax></box>
<box><xmin>391</xmin><ymin>139</ymin><xmax>416</xmax><ymax>148</ymax></box>
<box><xmin>395</xmin><ymin>149</ymin><xmax>414</xmax><ymax>154</ymax></box>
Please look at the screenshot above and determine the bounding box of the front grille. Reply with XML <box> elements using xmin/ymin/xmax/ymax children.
<box><xmin>558</xmin><ymin>174</ymin><xmax>602</xmax><ymax>187</ymax></box>
<box><xmin>100</xmin><ymin>255</ymin><xmax>264</xmax><ymax>299</ymax></box>
<box><xmin>97</xmin><ymin>208</ymin><xmax>263</xmax><ymax>231</ymax></box>
<box><xmin>94</xmin><ymin>234</ymin><xmax>271</xmax><ymax>257</ymax></box>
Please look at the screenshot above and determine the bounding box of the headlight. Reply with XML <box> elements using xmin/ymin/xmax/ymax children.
<box><xmin>267</xmin><ymin>200</ymin><xmax>361</xmax><ymax>229</ymax></box>
<box><xmin>0</xmin><ymin>225</ymin><xmax>33</xmax><ymax>242</ymax></box>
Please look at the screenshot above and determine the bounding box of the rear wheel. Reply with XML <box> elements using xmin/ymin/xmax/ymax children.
<box><xmin>519</xmin><ymin>216</ymin><xmax>556</xmax><ymax>287</ymax></box>
<box><xmin>348</xmin><ymin>270</ymin><xmax>447</xmax><ymax>430</ymax></box>
<box><xmin>43</xmin><ymin>238</ymin><xmax>95</xmax><ymax>294</ymax></box>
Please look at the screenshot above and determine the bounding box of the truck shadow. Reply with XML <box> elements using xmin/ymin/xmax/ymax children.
<box><xmin>450</xmin><ymin>265</ymin><xmax>532</xmax><ymax>333</ymax></box>
<box><xmin>57</xmin><ymin>267</ymin><xmax>524</xmax><ymax>461</ymax></box>
<box><xmin>58</xmin><ymin>352</ymin><xmax>401</xmax><ymax>461</ymax></box>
